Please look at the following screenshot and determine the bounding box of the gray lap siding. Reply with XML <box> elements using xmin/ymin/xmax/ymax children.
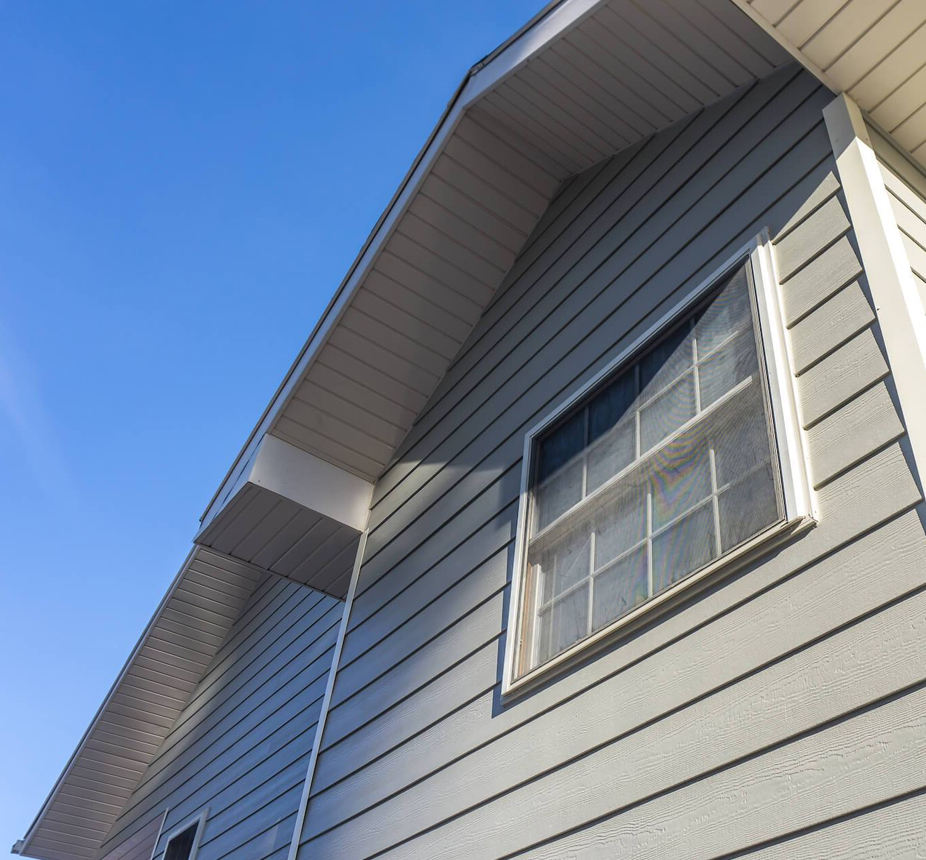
<box><xmin>297</xmin><ymin>64</ymin><xmax>926</xmax><ymax>858</ymax></box>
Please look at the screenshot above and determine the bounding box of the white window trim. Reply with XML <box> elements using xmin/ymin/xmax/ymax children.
<box><xmin>161</xmin><ymin>808</ymin><xmax>209</xmax><ymax>860</ymax></box>
<box><xmin>502</xmin><ymin>232</ymin><xmax>816</xmax><ymax>697</ymax></box>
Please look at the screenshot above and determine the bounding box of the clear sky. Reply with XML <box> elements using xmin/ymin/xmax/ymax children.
<box><xmin>0</xmin><ymin>2</ymin><xmax>544</xmax><ymax>853</ymax></box>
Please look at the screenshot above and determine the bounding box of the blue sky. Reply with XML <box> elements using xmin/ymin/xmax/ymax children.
<box><xmin>0</xmin><ymin>2</ymin><xmax>544</xmax><ymax>852</ymax></box>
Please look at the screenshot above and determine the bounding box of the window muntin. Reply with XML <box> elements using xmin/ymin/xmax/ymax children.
<box><xmin>516</xmin><ymin>262</ymin><xmax>786</xmax><ymax>679</ymax></box>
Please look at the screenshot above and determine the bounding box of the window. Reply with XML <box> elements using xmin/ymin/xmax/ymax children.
<box><xmin>163</xmin><ymin>810</ymin><xmax>207</xmax><ymax>860</ymax></box>
<box><xmin>504</xmin><ymin>237</ymin><xmax>813</xmax><ymax>692</ymax></box>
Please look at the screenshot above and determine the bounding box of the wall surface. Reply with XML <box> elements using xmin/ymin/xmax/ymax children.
<box><xmin>869</xmin><ymin>120</ymin><xmax>926</xmax><ymax>313</ymax></box>
<box><xmin>98</xmin><ymin>576</ymin><xmax>341</xmax><ymax>860</ymax></box>
<box><xmin>295</xmin><ymin>63</ymin><xmax>926</xmax><ymax>858</ymax></box>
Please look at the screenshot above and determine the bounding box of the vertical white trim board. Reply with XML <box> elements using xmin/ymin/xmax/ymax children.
<box><xmin>286</xmin><ymin>528</ymin><xmax>370</xmax><ymax>860</ymax></box>
<box><xmin>823</xmin><ymin>93</ymin><xmax>926</xmax><ymax>486</ymax></box>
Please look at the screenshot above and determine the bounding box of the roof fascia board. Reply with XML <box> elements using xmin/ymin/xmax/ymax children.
<box><xmin>199</xmin><ymin>0</ymin><xmax>605</xmax><ymax>527</ymax></box>
<box><xmin>199</xmin><ymin>434</ymin><xmax>373</xmax><ymax>537</ymax></box>
<box><xmin>460</xmin><ymin>0</ymin><xmax>605</xmax><ymax>107</ymax></box>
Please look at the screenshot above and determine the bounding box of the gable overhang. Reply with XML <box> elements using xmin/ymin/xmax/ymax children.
<box><xmin>199</xmin><ymin>0</ymin><xmax>793</xmax><ymax>532</ymax></box>
<box><xmin>22</xmin><ymin>1</ymin><xmax>926</xmax><ymax>858</ymax></box>
<box><xmin>729</xmin><ymin>0</ymin><xmax>926</xmax><ymax>169</ymax></box>
<box><xmin>195</xmin><ymin>433</ymin><xmax>373</xmax><ymax>598</ymax></box>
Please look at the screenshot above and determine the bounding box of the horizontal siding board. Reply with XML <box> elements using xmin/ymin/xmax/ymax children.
<box><xmin>797</xmin><ymin>327</ymin><xmax>890</xmax><ymax>427</ymax></box>
<box><xmin>807</xmin><ymin>381</ymin><xmax>905</xmax><ymax>487</ymax></box>
<box><xmin>516</xmin><ymin>686</ymin><xmax>926</xmax><ymax>860</ymax></box>
<box><xmin>748</xmin><ymin>791</ymin><xmax>926</xmax><ymax>858</ymax></box>
<box><xmin>779</xmin><ymin>234</ymin><xmax>863</xmax><ymax>325</ymax></box>
<box><xmin>789</xmin><ymin>280</ymin><xmax>875</xmax><ymax>374</ymax></box>
<box><xmin>304</xmin><ymin>570</ymin><xmax>926</xmax><ymax>857</ymax></box>
<box><xmin>773</xmin><ymin>191</ymin><xmax>851</xmax><ymax>280</ymax></box>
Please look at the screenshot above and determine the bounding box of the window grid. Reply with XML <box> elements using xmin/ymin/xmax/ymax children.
<box><xmin>525</xmin><ymin>268</ymin><xmax>781</xmax><ymax>673</ymax></box>
<box><xmin>531</xmin><ymin>319</ymin><xmax>754</xmax><ymax>546</ymax></box>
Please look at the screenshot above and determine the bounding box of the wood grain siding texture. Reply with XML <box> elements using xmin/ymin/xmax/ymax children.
<box><xmin>98</xmin><ymin>577</ymin><xmax>341</xmax><ymax>860</ymax></box>
<box><xmin>869</xmin><ymin>122</ymin><xmax>926</xmax><ymax>311</ymax></box>
<box><xmin>295</xmin><ymin>66</ymin><xmax>926</xmax><ymax>859</ymax></box>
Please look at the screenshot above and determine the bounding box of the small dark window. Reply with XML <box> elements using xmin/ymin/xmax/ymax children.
<box><xmin>164</xmin><ymin>821</ymin><xmax>200</xmax><ymax>860</ymax></box>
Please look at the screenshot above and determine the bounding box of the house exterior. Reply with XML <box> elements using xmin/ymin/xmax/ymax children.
<box><xmin>15</xmin><ymin>2</ymin><xmax>926</xmax><ymax>858</ymax></box>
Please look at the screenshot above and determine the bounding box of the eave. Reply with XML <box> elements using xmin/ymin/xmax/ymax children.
<box><xmin>731</xmin><ymin>0</ymin><xmax>926</xmax><ymax>167</ymax></box>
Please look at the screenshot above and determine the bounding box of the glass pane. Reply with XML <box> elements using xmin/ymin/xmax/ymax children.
<box><xmin>699</xmin><ymin>330</ymin><xmax>759</xmax><ymax>407</ymax></box>
<box><xmin>522</xmin><ymin>260</ymin><xmax>785</xmax><ymax>678</ymax></box>
<box><xmin>595</xmin><ymin>487</ymin><xmax>646</xmax><ymax>568</ymax></box>
<box><xmin>587</xmin><ymin>419</ymin><xmax>635</xmax><ymax>492</ymax></box>
<box><xmin>537</xmin><ymin>410</ymin><xmax>585</xmax><ymax>483</ymax></box>
<box><xmin>639</xmin><ymin>372</ymin><xmax>696</xmax><ymax>451</ymax></box>
<box><xmin>712</xmin><ymin>388</ymin><xmax>775</xmax><ymax>487</ymax></box>
<box><xmin>640</xmin><ymin>322</ymin><xmax>693</xmax><ymax>393</ymax></box>
<box><xmin>695</xmin><ymin>266</ymin><xmax>752</xmax><ymax>354</ymax></box>
<box><xmin>588</xmin><ymin>369</ymin><xmax>636</xmax><ymax>442</ymax></box>
<box><xmin>650</xmin><ymin>435</ymin><xmax>711</xmax><ymax>530</ymax></box>
<box><xmin>718</xmin><ymin>463</ymin><xmax>779</xmax><ymax>551</ymax></box>
<box><xmin>592</xmin><ymin>547</ymin><xmax>648</xmax><ymax>631</ymax></box>
<box><xmin>537</xmin><ymin>584</ymin><xmax>589</xmax><ymax>664</ymax></box>
<box><xmin>539</xmin><ymin>532</ymin><xmax>591</xmax><ymax>604</ymax></box>
<box><xmin>651</xmin><ymin>504</ymin><xmax>715</xmax><ymax>594</ymax></box>
<box><xmin>535</xmin><ymin>460</ymin><xmax>583</xmax><ymax>530</ymax></box>
<box><xmin>165</xmin><ymin>825</ymin><xmax>198</xmax><ymax>860</ymax></box>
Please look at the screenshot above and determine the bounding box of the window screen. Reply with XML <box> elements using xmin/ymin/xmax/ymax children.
<box><xmin>164</xmin><ymin>822</ymin><xmax>199</xmax><ymax>860</ymax></box>
<box><xmin>517</xmin><ymin>262</ymin><xmax>784</xmax><ymax>678</ymax></box>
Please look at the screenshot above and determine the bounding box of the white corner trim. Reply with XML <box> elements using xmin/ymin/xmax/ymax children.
<box><xmin>286</xmin><ymin>527</ymin><xmax>369</xmax><ymax>860</ymax></box>
<box><xmin>823</xmin><ymin>93</ymin><xmax>926</xmax><ymax>484</ymax></box>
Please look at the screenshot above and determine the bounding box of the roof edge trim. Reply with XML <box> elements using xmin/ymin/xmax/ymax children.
<box><xmin>199</xmin><ymin>0</ymin><xmax>605</xmax><ymax>526</ymax></box>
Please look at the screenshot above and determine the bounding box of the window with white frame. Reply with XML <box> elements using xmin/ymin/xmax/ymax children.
<box><xmin>163</xmin><ymin>810</ymin><xmax>207</xmax><ymax>860</ymax></box>
<box><xmin>506</xmin><ymin>240</ymin><xmax>812</xmax><ymax>688</ymax></box>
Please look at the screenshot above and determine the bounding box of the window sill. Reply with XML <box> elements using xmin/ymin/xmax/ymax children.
<box><xmin>501</xmin><ymin>514</ymin><xmax>817</xmax><ymax>701</ymax></box>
